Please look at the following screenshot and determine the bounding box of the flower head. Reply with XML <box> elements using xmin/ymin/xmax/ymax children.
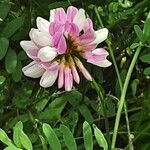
<box><xmin>21</xmin><ymin>6</ymin><xmax>111</xmax><ymax>91</ymax></box>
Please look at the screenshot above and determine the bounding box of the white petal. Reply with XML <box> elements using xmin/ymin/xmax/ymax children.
<box><xmin>38</xmin><ymin>46</ymin><xmax>58</xmax><ymax>62</ymax></box>
<box><xmin>36</xmin><ymin>17</ymin><xmax>50</xmax><ymax>33</ymax></box>
<box><xmin>73</xmin><ymin>9</ymin><xmax>86</xmax><ymax>32</ymax></box>
<box><xmin>29</xmin><ymin>28</ymin><xmax>52</xmax><ymax>47</ymax></box>
<box><xmin>49</xmin><ymin>9</ymin><xmax>55</xmax><ymax>22</ymax></box>
<box><xmin>98</xmin><ymin>59</ymin><xmax>112</xmax><ymax>67</ymax></box>
<box><xmin>20</xmin><ymin>40</ymin><xmax>38</xmax><ymax>52</ymax></box>
<box><xmin>40</xmin><ymin>70</ymin><xmax>58</xmax><ymax>88</ymax></box>
<box><xmin>92</xmin><ymin>28</ymin><xmax>108</xmax><ymax>45</ymax></box>
<box><xmin>22</xmin><ymin>61</ymin><xmax>45</xmax><ymax>78</ymax></box>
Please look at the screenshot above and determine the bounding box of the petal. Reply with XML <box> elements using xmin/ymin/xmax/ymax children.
<box><xmin>29</xmin><ymin>28</ymin><xmax>52</xmax><ymax>47</ymax></box>
<box><xmin>49</xmin><ymin>9</ymin><xmax>55</xmax><ymax>22</ymax></box>
<box><xmin>83</xmin><ymin>18</ymin><xmax>93</xmax><ymax>32</ymax></box>
<box><xmin>87</xmin><ymin>59</ymin><xmax>112</xmax><ymax>67</ymax></box>
<box><xmin>65</xmin><ymin>22</ymin><xmax>79</xmax><ymax>36</ymax></box>
<box><xmin>67</xmin><ymin>6</ymin><xmax>78</xmax><ymax>22</ymax></box>
<box><xmin>79</xmin><ymin>29</ymin><xmax>95</xmax><ymax>44</ymax></box>
<box><xmin>40</xmin><ymin>70</ymin><xmax>58</xmax><ymax>88</ymax></box>
<box><xmin>92</xmin><ymin>28</ymin><xmax>108</xmax><ymax>45</ymax></box>
<box><xmin>52</xmin><ymin>32</ymin><xmax>67</xmax><ymax>54</ymax></box>
<box><xmin>40</xmin><ymin>61</ymin><xmax>59</xmax><ymax>71</ymax></box>
<box><xmin>64</xmin><ymin>67</ymin><xmax>73</xmax><ymax>91</ymax></box>
<box><xmin>20</xmin><ymin>40</ymin><xmax>39</xmax><ymax>59</ymax></box>
<box><xmin>54</xmin><ymin>8</ymin><xmax>67</xmax><ymax>24</ymax></box>
<box><xmin>92</xmin><ymin>48</ymin><xmax>108</xmax><ymax>56</ymax></box>
<box><xmin>58</xmin><ymin>64</ymin><xmax>64</xmax><ymax>88</ymax></box>
<box><xmin>74</xmin><ymin>57</ymin><xmax>92</xmax><ymax>81</ymax></box>
<box><xmin>36</xmin><ymin>17</ymin><xmax>50</xmax><ymax>33</ymax></box>
<box><xmin>73</xmin><ymin>9</ymin><xmax>86</xmax><ymax>32</ymax></box>
<box><xmin>22</xmin><ymin>61</ymin><xmax>45</xmax><ymax>78</ymax></box>
<box><xmin>49</xmin><ymin>22</ymin><xmax>64</xmax><ymax>36</ymax></box>
<box><xmin>38</xmin><ymin>46</ymin><xmax>58</xmax><ymax>62</ymax></box>
<box><xmin>71</xmin><ymin>65</ymin><xmax>80</xmax><ymax>84</ymax></box>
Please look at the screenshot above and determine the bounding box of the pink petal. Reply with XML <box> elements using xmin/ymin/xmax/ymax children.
<box><xmin>83</xmin><ymin>18</ymin><xmax>93</xmax><ymax>32</ymax></box>
<box><xmin>79</xmin><ymin>29</ymin><xmax>95</xmax><ymax>44</ymax></box>
<box><xmin>40</xmin><ymin>70</ymin><xmax>58</xmax><ymax>88</ymax></box>
<box><xmin>52</xmin><ymin>32</ymin><xmax>67</xmax><ymax>54</ymax></box>
<box><xmin>22</xmin><ymin>61</ymin><xmax>45</xmax><ymax>78</ymax></box>
<box><xmin>49</xmin><ymin>22</ymin><xmax>64</xmax><ymax>36</ymax></box>
<box><xmin>71</xmin><ymin>65</ymin><xmax>80</xmax><ymax>84</ymax></box>
<box><xmin>87</xmin><ymin>59</ymin><xmax>112</xmax><ymax>67</ymax></box>
<box><xmin>65</xmin><ymin>22</ymin><xmax>79</xmax><ymax>36</ymax></box>
<box><xmin>36</xmin><ymin>17</ymin><xmax>50</xmax><ymax>33</ymax></box>
<box><xmin>64</xmin><ymin>67</ymin><xmax>73</xmax><ymax>91</ymax></box>
<box><xmin>40</xmin><ymin>61</ymin><xmax>59</xmax><ymax>71</ymax></box>
<box><xmin>54</xmin><ymin>8</ymin><xmax>67</xmax><ymax>24</ymax></box>
<box><xmin>58</xmin><ymin>63</ymin><xmax>64</xmax><ymax>88</ymax></box>
<box><xmin>75</xmin><ymin>57</ymin><xmax>92</xmax><ymax>81</ymax></box>
<box><xmin>92</xmin><ymin>48</ymin><xmax>109</xmax><ymax>56</ymax></box>
<box><xmin>67</xmin><ymin>6</ymin><xmax>78</xmax><ymax>22</ymax></box>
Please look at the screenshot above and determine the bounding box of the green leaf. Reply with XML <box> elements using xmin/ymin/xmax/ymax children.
<box><xmin>39</xmin><ymin>135</ymin><xmax>48</xmax><ymax>150</ymax></box>
<box><xmin>1</xmin><ymin>15</ymin><xmax>25</xmax><ymax>38</ymax></box>
<box><xmin>140</xmin><ymin>54</ymin><xmax>150</xmax><ymax>63</ymax></box>
<box><xmin>42</xmin><ymin>123</ymin><xmax>61</xmax><ymax>150</ymax></box>
<box><xmin>0</xmin><ymin>2</ymin><xmax>11</xmax><ymax>20</ymax></box>
<box><xmin>4</xmin><ymin>145</ymin><xmax>22</xmax><ymax>150</ymax></box>
<box><xmin>93</xmin><ymin>124</ymin><xmax>108</xmax><ymax>150</ymax></box>
<box><xmin>0</xmin><ymin>128</ymin><xmax>12</xmax><ymax>146</ymax></box>
<box><xmin>83</xmin><ymin>121</ymin><xmax>93</xmax><ymax>150</ymax></box>
<box><xmin>131</xmin><ymin>79</ymin><xmax>139</xmax><ymax>96</ymax></box>
<box><xmin>0</xmin><ymin>37</ymin><xmax>9</xmax><ymax>60</ymax></box>
<box><xmin>130</xmin><ymin>43</ymin><xmax>139</xmax><ymax>49</ymax></box>
<box><xmin>5</xmin><ymin>48</ymin><xmax>17</xmax><ymax>74</ymax></box>
<box><xmin>143</xmin><ymin>18</ymin><xmax>150</xmax><ymax>41</ymax></box>
<box><xmin>134</xmin><ymin>25</ymin><xmax>146</xmax><ymax>43</ymax></box>
<box><xmin>0</xmin><ymin>76</ymin><xmax>6</xmax><ymax>85</ymax></box>
<box><xmin>60</xmin><ymin>125</ymin><xmax>77</xmax><ymax>150</ymax></box>
<box><xmin>13</xmin><ymin>121</ymin><xmax>23</xmax><ymax>148</ymax></box>
<box><xmin>144</xmin><ymin>67</ymin><xmax>150</xmax><ymax>75</ymax></box>
<box><xmin>79</xmin><ymin>105</ymin><xmax>93</xmax><ymax>124</ymax></box>
<box><xmin>20</xmin><ymin>130</ymin><xmax>32</xmax><ymax>150</ymax></box>
<box><xmin>48</xmin><ymin>1</ymin><xmax>69</xmax><ymax>9</ymax></box>
<box><xmin>12</xmin><ymin>60</ymin><xmax>22</xmax><ymax>82</ymax></box>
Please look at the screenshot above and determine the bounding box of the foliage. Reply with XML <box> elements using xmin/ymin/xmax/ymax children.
<box><xmin>0</xmin><ymin>0</ymin><xmax>150</xmax><ymax>149</ymax></box>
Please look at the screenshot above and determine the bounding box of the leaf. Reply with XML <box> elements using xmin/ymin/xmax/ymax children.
<box><xmin>20</xmin><ymin>131</ymin><xmax>33</xmax><ymax>150</ymax></box>
<box><xmin>1</xmin><ymin>15</ymin><xmax>25</xmax><ymax>38</ymax></box>
<box><xmin>39</xmin><ymin>135</ymin><xmax>48</xmax><ymax>150</ymax></box>
<box><xmin>93</xmin><ymin>124</ymin><xmax>108</xmax><ymax>150</ymax></box>
<box><xmin>143</xmin><ymin>18</ymin><xmax>150</xmax><ymax>41</ymax></box>
<box><xmin>0</xmin><ymin>2</ymin><xmax>11</xmax><ymax>20</ymax></box>
<box><xmin>131</xmin><ymin>79</ymin><xmax>139</xmax><ymax>96</ymax></box>
<box><xmin>60</xmin><ymin>125</ymin><xmax>77</xmax><ymax>150</ymax></box>
<box><xmin>0</xmin><ymin>76</ymin><xmax>6</xmax><ymax>85</ymax></box>
<box><xmin>48</xmin><ymin>1</ymin><xmax>70</xmax><ymax>9</ymax></box>
<box><xmin>42</xmin><ymin>123</ymin><xmax>61</xmax><ymax>150</ymax></box>
<box><xmin>83</xmin><ymin>121</ymin><xmax>93</xmax><ymax>150</ymax></box>
<box><xmin>4</xmin><ymin>145</ymin><xmax>22</xmax><ymax>150</ymax></box>
<box><xmin>12</xmin><ymin>60</ymin><xmax>22</xmax><ymax>82</ymax></box>
<box><xmin>0</xmin><ymin>128</ymin><xmax>12</xmax><ymax>146</ymax></box>
<box><xmin>0</xmin><ymin>37</ymin><xmax>9</xmax><ymax>60</ymax></box>
<box><xmin>79</xmin><ymin>105</ymin><xmax>94</xmax><ymax>124</ymax></box>
<box><xmin>140</xmin><ymin>54</ymin><xmax>150</xmax><ymax>63</ymax></box>
<box><xmin>13</xmin><ymin>121</ymin><xmax>23</xmax><ymax>148</ymax></box>
<box><xmin>130</xmin><ymin>43</ymin><xmax>139</xmax><ymax>49</ymax></box>
<box><xmin>5</xmin><ymin>48</ymin><xmax>17</xmax><ymax>74</ymax></box>
<box><xmin>134</xmin><ymin>25</ymin><xmax>146</xmax><ymax>43</ymax></box>
<box><xmin>144</xmin><ymin>67</ymin><xmax>150</xmax><ymax>75</ymax></box>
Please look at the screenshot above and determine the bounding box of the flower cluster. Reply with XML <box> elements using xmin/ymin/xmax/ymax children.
<box><xmin>20</xmin><ymin>6</ymin><xmax>111</xmax><ymax>91</ymax></box>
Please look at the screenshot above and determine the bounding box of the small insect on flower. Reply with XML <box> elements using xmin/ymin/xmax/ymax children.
<box><xmin>20</xmin><ymin>6</ymin><xmax>111</xmax><ymax>91</ymax></box>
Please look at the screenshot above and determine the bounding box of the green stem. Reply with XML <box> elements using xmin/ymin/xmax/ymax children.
<box><xmin>92</xmin><ymin>79</ymin><xmax>111</xmax><ymax>149</ymax></box>
<box><xmin>111</xmin><ymin>44</ymin><xmax>142</xmax><ymax>149</ymax></box>
<box><xmin>95</xmin><ymin>7</ymin><xmax>133</xmax><ymax>149</ymax></box>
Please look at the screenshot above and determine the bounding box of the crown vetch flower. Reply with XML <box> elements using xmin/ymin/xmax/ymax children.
<box><xmin>21</xmin><ymin>6</ymin><xmax>111</xmax><ymax>91</ymax></box>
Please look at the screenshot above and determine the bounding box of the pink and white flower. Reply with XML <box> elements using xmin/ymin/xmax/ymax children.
<box><xmin>21</xmin><ymin>6</ymin><xmax>111</xmax><ymax>91</ymax></box>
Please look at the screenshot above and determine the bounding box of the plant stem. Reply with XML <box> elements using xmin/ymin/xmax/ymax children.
<box><xmin>111</xmin><ymin>44</ymin><xmax>142</xmax><ymax>149</ymax></box>
<box><xmin>95</xmin><ymin>7</ymin><xmax>133</xmax><ymax>149</ymax></box>
<box><xmin>92</xmin><ymin>79</ymin><xmax>111</xmax><ymax>149</ymax></box>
